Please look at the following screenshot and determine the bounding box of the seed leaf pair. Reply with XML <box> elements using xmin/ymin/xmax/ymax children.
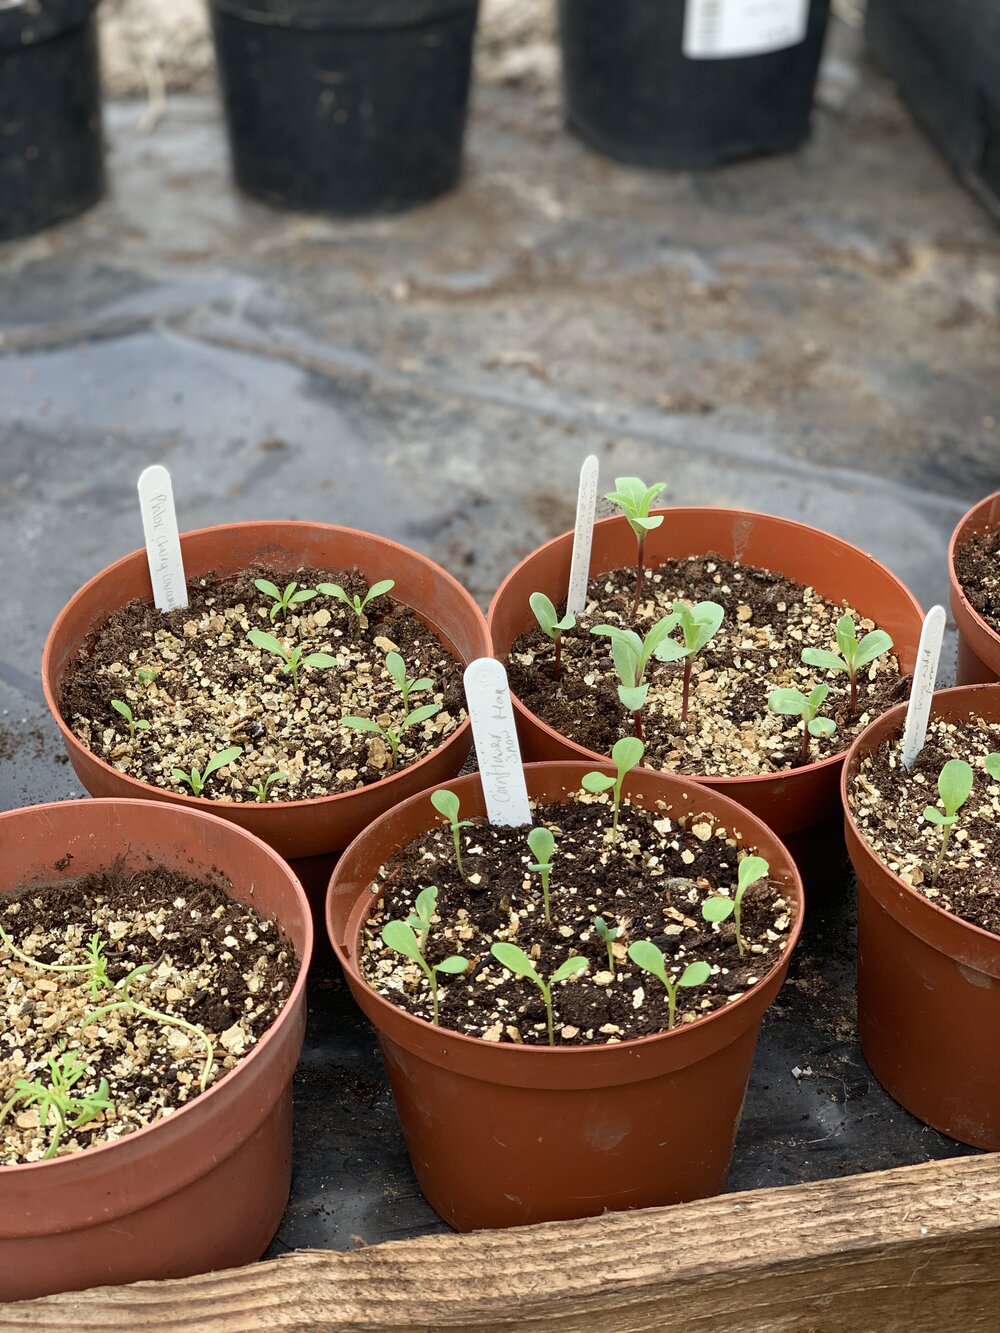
<box><xmin>489</xmin><ymin>943</ymin><xmax>587</xmax><ymax>1045</ymax></box>
<box><xmin>254</xmin><ymin>578</ymin><xmax>317</xmax><ymax>622</ymax></box>
<box><xmin>248</xmin><ymin>628</ymin><xmax>339</xmax><ymax>693</ymax></box>
<box><xmin>768</xmin><ymin>683</ymin><xmax>836</xmax><ymax>764</ymax></box>
<box><xmin>801</xmin><ymin>614</ymin><xmax>894</xmax><ymax>717</ymax></box>
<box><xmin>626</xmin><ymin>940</ymin><xmax>710</xmax><ymax>1031</ymax></box>
<box><xmin>319</xmin><ymin>578</ymin><xmax>394</xmax><ymax>628</ymax></box>
<box><xmin>529</xmin><ymin>592</ymin><xmax>576</xmax><ymax>681</ymax></box>
<box><xmin>701</xmin><ymin>855</ymin><xmax>769</xmax><ymax>956</ymax></box>
<box><xmin>581</xmin><ymin>735</ymin><xmax>645</xmax><ymax>840</ymax></box>
<box><xmin>381</xmin><ymin>886</ymin><xmax>467</xmax><ymax>1025</ymax></box>
<box><xmin>605</xmin><ymin>476</ymin><xmax>666</xmax><ymax>618</ymax></box>
<box><xmin>173</xmin><ymin>746</ymin><xmax>243</xmax><ymax>797</ymax></box>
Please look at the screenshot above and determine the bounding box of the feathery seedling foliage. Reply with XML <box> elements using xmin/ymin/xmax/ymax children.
<box><xmin>382</xmin><ymin>888</ymin><xmax>467</xmax><ymax>1026</ymax></box>
<box><xmin>605</xmin><ymin>476</ymin><xmax>666</xmax><ymax>618</ymax></box>
<box><xmin>318</xmin><ymin>578</ymin><xmax>395</xmax><ymax>628</ymax></box>
<box><xmin>526</xmin><ymin>826</ymin><xmax>556</xmax><ymax>924</ymax></box>
<box><xmin>247</xmin><ymin>628</ymin><xmax>339</xmax><ymax>693</ymax></box>
<box><xmin>0</xmin><ymin>1050</ymin><xmax>112</xmax><ymax>1160</ymax></box>
<box><xmin>172</xmin><ymin>746</ymin><xmax>243</xmax><ymax>797</ymax></box>
<box><xmin>581</xmin><ymin>736</ymin><xmax>645</xmax><ymax>841</ymax></box>
<box><xmin>528</xmin><ymin>592</ymin><xmax>575</xmax><ymax>681</ymax></box>
<box><xmin>768</xmin><ymin>683</ymin><xmax>836</xmax><ymax>764</ymax></box>
<box><xmin>923</xmin><ymin>758</ymin><xmax>974</xmax><ymax>883</ymax></box>
<box><xmin>430</xmin><ymin>789</ymin><xmax>474</xmax><ymax>878</ymax></box>
<box><xmin>384</xmin><ymin>651</ymin><xmax>434</xmax><ymax>712</ymax></box>
<box><xmin>626</xmin><ymin>941</ymin><xmax>710</xmax><ymax>1031</ymax></box>
<box><xmin>801</xmin><ymin>614</ymin><xmax>893</xmax><ymax>718</ymax></box>
<box><xmin>655</xmin><ymin>600</ymin><xmax>725</xmax><ymax>722</ymax></box>
<box><xmin>701</xmin><ymin>855</ymin><xmax>769</xmax><ymax>957</ymax></box>
<box><xmin>489</xmin><ymin>943</ymin><xmax>587</xmax><ymax>1046</ymax></box>
<box><xmin>592</xmin><ymin>614</ymin><xmax>680</xmax><ymax>744</ymax></box>
<box><xmin>111</xmin><ymin>698</ymin><xmax>150</xmax><ymax>740</ymax></box>
<box><xmin>592</xmin><ymin>915</ymin><xmax>623</xmax><ymax>973</ymax></box>
<box><xmin>254</xmin><ymin>579</ymin><xmax>317</xmax><ymax>622</ymax></box>
<box><xmin>250</xmin><ymin>770</ymin><xmax>287</xmax><ymax>803</ymax></box>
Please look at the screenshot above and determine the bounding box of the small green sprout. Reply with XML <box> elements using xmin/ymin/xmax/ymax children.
<box><xmin>0</xmin><ymin>925</ymin><xmax>112</xmax><ymax>1001</ymax></box>
<box><xmin>134</xmin><ymin>667</ymin><xmax>159</xmax><ymax>685</ymax></box>
<box><xmin>489</xmin><ymin>943</ymin><xmax>587</xmax><ymax>1046</ymax></box>
<box><xmin>605</xmin><ymin>476</ymin><xmax>666</xmax><ymax>618</ymax></box>
<box><xmin>254</xmin><ymin>578</ymin><xmax>317</xmax><ymax>622</ymax></box>
<box><xmin>923</xmin><ymin>758</ymin><xmax>974</xmax><ymax>883</ymax></box>
<box><xmin>626</xmin><ymin>941</ymin><xmax>711</xmax><ymax>1031</ymax></box>
<box><xmin>318</xmin><ymin>578</ymin><xmax>395</xmax><ymax>628</ymax></box>
<box><xmin>341</xmin><ymin>702</ymin><xmax>441</xmax><ymax>771</ymax></box>
<box><xmin>430</xmin><ymin>789</ymin><xmax>474</xmax><ymax>878</ymax></box>
<box><xmin>768</xmin><ymin>683</ymin><xmax>836</xmax><ymax>764</ymax></box>
<box><xmin>382</xmin><ymin>890</ymin><xmax>467</xmax><ymax>1026</ymax></box>
<box><xmin>655</xmin><ymin>600</ymin><xmax>725</xmax><ymax>723</ymax></box>
<box><xmin>702</xmin><ymin>855</ymin><xmax>769</xmax><ymax>957</ymax></box>
<box><xmin>0</xmin><ymin>1050</ymin><xmax>112</xmax><ymax>1160</ymax></box>
<box><xmin>385</xmin><ymin>651</ymin><xmax>434</xmax><ymax>712</ymax></box>
<box><xmin>172</xmin><ymin>745</ymin><xmax>243</xmax><ymax>797</ymax></box>
<box><xmin>592</xmin><ymin>916</ymin><xmax>623</xmax><ymax>973</ymax></box>
<box><xmin>528</xmin><ymin>592</ymin><xmax>576</xmax><ymax>681</ymax></box>
<box><xmin>247</xmin><ymin>628</ymin><xmax>339</xmax><ymax>693</ymax></box>
<box><xmin>591</xmin><ymin>614</ymin><xmax>680</xmax><ymax>742</ymax></box>
<box><xmin>985</xmin><ymin>754</ymin><xmax>1000</xmax><ymax>781</ymax></box>
<box><xmin>801</xmin><ymin>614</ymin><xmax>894</xmax><ymax>718</ymax></box>
<box><xmin>581</xmin><ymin>735</ymin><xmax>645</xmax><ymax>841</ymax></box>
<box><xmin>526</xmin><ymin>826</ymin><xmax>556</xmax><ymax>923</ymax></box>
<box><xmin>111</xmin><ymin>698</ymin><xmax>150</xmax><ymax>740</ymax></box>
<box><xmin>250</xmin><ymin>770</ymin><xmax>287</xmax><ymax>804</ymax></box>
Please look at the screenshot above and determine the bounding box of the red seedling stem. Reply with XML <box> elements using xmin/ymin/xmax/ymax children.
<box><xmin>681</xmin><ymin>659</ymin><xmax>693</xmax><ymax>724</ymax></box>
<box><xmin>849</xmin><ymin>671</ymin><xmax>858</xmax><ymax>719</ymax></box>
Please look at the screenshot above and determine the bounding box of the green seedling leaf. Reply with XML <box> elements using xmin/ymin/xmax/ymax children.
<box><xmin>618</xmin><ymin>684</ymin><xmax>649</xmax><ymax>712</ymax></box>
<box><xmin>678</xmin><ymin>961</ymin><xmax>711</xmax><ymax>987</ymax></box>
<box><xmin>593</xmin><ymin>915</ymin><xmax>623</xmax><ymax>971</ymax></box>
<box><xmin>702</xmin><ymin>895</ymin><xmax>735</xmax><ymax>923</ymax></box>
<box><xmin>381</xmin><ymin>920</ymin><xmax>423</xmax><ymax>962</ymax></box>
<box><xmin>604</xmin><ymin>476</ymin><xmax>667</xmax><ymax>617</ymax></box>
<box><xmin>490</xmin><ymin>942</ymin><xmax>540</xmax><ymax>985</ymax></box>
<box><xmin>111</xmin><ymin>698</ymin><xmax>150</xmax><ymax>739</ymax></box>
<box><xmin>628</xmin><ymin>939</ymin><xmax>710</xmax><ymax>1029</ymax></box>
<box><xmin>435</xmin><ymin>956</ymin><xmax>469</xmax><ymax>975</ymax></box>
<box><xmin>341</xmin><ymin>716</ymin><xmax>384</xmax><ymax>734</ymax></box>
<box><xmin>923</xmin><ymin>758</ymin><xmax>974</xmax><ymax>883</ymax></box>
<box><xmin>808</xmin><ymin>717</ymin><xmax>837</xmax><ymax>738</ymax></box>
<box><xmin>552</xmin><ymin>956</ymin><xmax>588</xmax><ymax>984</ymax></box>
<box><xmin>800</xmin><ymin>648</ymin><xmax>847</xmax><ymax>675</ymax></box>
<box><xmin>247</xmin><ymin>628</ymin><xmax>285</xmax><ymax>658</ymax></box>
<box><xmin>581</xmin><ymin>772</ymin><xmax>615</xmax><ymax>793</ymax></box>
<box><xmin>385</xmin><ymin>652</ymin><xmax>406</xmax><ymax>687</ymax></box>
<box><xmin>985</xmin><ymin>754</ymin><xmax>1000</xmax><ymax>781</ymax></box>
<box><xmin>627</xmin><ymin>939</ymin><xmax>669</xmax><ymax>988</ymax></box>
<box><xmin>768</xmin><ymin>684</ymin><xmax>836</xmax><ymax>763</ymax></box>
<box><xmin>581</xmin><ymin>735</ymin><xmax>645</xmax><ymax>841</ymax></box>
<box><xmin>201</xmin><ymin>746</ymin><xmax>243</xmax><ymax>781</ymax></box>
<box><xmin>251</xmin><ymin>771</ymin><xmax>287</xmax><ymax>803</ymax></box>
<box><xmin>400</xmin><ymin>703</ymin><xmax>441</xmax><ymax>731</ymax></box>
<box><xmin>768</xmin><ymin>687</ymin><xmax>811</xmax><ymax>716</ymax></box>
<box><xmin>301</xmin><ymin>652</ymin><xmax>339</xmax><ymax>669</ymax></box>
<box><xmin>319</xmin><ymin>578</ymin><xmax>395</xmax><ymax>627</ymax></box>
<box><xmin>529</xmin><ymin>592</ymin><xmax>575</xmax><ymax>638</ymax></box>
<box><xmin>802</xmin><ymin>615</ymin><xmax>893</xmax><ymax>717</ymax></box>
<box><xmin>431</xmin><ymin>788</ymin><xmax>474</xmax><ymax>877</ymax></box>
<box><xmin>702</xmin><ymin>854</ymin><xmax>770</xmax><ymax>956</ymax></box>
<box><xmin>527</xmin><ymin>825</ymin><xmax>556</xmax><ymax>922</ymax></box>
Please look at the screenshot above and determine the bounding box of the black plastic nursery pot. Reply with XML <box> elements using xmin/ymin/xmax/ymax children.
<box><xmin>208</xmin><ymin>0</ymin><xmax>481</xmax><ymax>217</ymax></box>
<box><xmin>557</xmin><ymin>0</ymin><xmax>831</xmax><ymax>171</ymax></box>
<box><xmin>0</xmin><ymin>0</ymin><xmax>105</xmax><ymax>242</ymax></box>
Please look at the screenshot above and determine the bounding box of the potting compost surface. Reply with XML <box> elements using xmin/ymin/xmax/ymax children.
<box><xmin>2</xmin><ymin>12</ymin><xmax>998</xmax><ymax>1250</ymax></box>
<box><xmin>508</xmin><ymin>556</ymin><xmax>907</xmax><ymax>774</ymax></box>
<box><xmin>953</xmin><ymin>529</ymin><xmax>1000</xmax><ymax>636</ymax></box>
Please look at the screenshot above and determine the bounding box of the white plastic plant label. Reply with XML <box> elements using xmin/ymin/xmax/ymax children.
<box><xmin>566</xmin><ymin>454</ymin><xmax>599</xmax><ymax>617</ymax></box>
<box><xmin>900</xmin><ymin>605</ymin><xmax>947</xmax><ymax>770</ymax></box>
<box><xmin>683</xmin><ymin>0</ymin><xmax>809</xmax><ymax>60</ymax></box>
<box><xmin>463</xmin><ymin>658</ymin><xmax>532</xmax><ymax>827</ymax></box>
<box><xmin>137</xmin><ymin>464</ymin><xmax>189</xmax><ymax>612</ymax></box>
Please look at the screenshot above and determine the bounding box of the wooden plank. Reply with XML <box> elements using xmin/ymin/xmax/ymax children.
<box><xmin>2</xmin><ymin>1152</ymin><xmax>998</xmax><ymax>1333</ymax></box>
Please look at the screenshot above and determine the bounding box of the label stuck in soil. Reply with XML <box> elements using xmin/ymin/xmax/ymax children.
<box><xmin>683</xmin><ymin>0</ymin><xmax>809</xmax><ymax>59</ymax></box>
<box><xmin>463</xmin><ymin>657</ymin><xmax>531</xmax><ymax>826</ymax></box>
<box><xmin>137</xmin><ymin>465</ymin><xmax>188</xmax><ymax>612</ymax></box>
<box><xmin>901</xmin><ymin>604</ymin><xmax>946</xmax><ymax>769</ymax></box>
<box><xmin>567</xmin><ymin>454</ymin><xmax>600</xmax><ymax>616</ymax></box>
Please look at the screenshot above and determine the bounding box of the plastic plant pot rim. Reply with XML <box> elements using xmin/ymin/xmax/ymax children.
<box><xmin>208</xmin><ymin>0</ymin><xmax>478</xmax><ymax>30</ymax></box>
<box><xmin>841</xmin><ymin>683</ymin><xmax>1000</xmax><ymax>970</ymax></box>
<box><xmin>41</xmin><ymin>519</ymin><xmax>484</xmax><ymax>819</ymax></box>
<box><xmin>0</xmin><ymin>797</ymin><xmax>313</xmax><ymax>1183</ymax></box>
<box><xmin>488</xmin><ymin>506</ymin><xmax>924</xmax><ymax>792</ymax></box>
<box><xmin>328</xmin><ymin>761</ymin><xmax>805</xmax><ymax>1075</ymax></box>
<box><xmin>948</xmin><ymin>490</ymin><xmax>1000</xmax><ymax>673</ymax></box>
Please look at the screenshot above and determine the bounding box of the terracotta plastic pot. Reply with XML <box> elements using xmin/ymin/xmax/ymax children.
<box><xmin>42</xmin><ymin>522</ymin><xmax>491</xmax><ymax>862</ymax></box>
<box><xmin>843</xmin><ymin>685</ymin><xmax>1000</xmax><ymax>1149</ymax></box>
<box><xmin>327</xmin><ymin>761</ymin><xmax>804</xmax><ymax>1231</ymax></box>
<box><xmin>948</xmin><ymin>490</ymin><xmax>1000</xmax><ymax>685</ymax></box>
<box><xmin>0</xmin><ymin>797</ymin><xmax>312</xmax><ymax>1303</ymax></box>
<box><xmin>489</xmin><ymin>508</ymin><xmax>924</xmax><ymax>849</ymax></box>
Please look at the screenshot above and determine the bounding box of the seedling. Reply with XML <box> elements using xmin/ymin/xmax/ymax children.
<box><xmin>0</xmin><ymin>1050</ymin><xmax>112</xmax><ymax>1160</ymax></box>
<box><xmin>381</xmin><ymin>893</ymin><xmax>467</xmax><ymax>1026</ymax></box>
<box><xmin>247</xmin><ymin>628</ymin><xmax>339</xmax><ymax>693</ymax></box>
<box><xmin>923</xmin><ymin>758</ymin><xmax>974</xmax><ymax>882</ymax></box>
<box><xmin>801</xmin><ymin>614</ymin><xmax>894</xmax><ymax>718</ymax></box>
<box><xmin>591</xmin><ymin>614</ymin><xmax>680</xmax><ymax>742</ymax></box>
<box><xmin>111</xmin><ymin>699</ymin><xmax>150</xmax><ymax>740</ymax></box>
<box><xmin>767</xmin><ymin>684</ymin><xmax>836</xmax><ymax>764</ymax></box>
<box><xmin>528</xmin><ymin>592</ymin><xmax>576</xmax><ymax>681</ymax></box>
<box><xmin>134</xmin><ymin>667</ymin><xmax>159</xmax><ymax>685</ymax></box>
<box><xmin>656</xmin><ymin>600</ymin><xmax>725</xmax><ymax>723</ymax></box>
<box><xmin>385</xmin><ymin>651</ymin><xmax>434</xmax><ymax>712</ymax></box>
<box><xmin>581</xmin><ymin>735</ymin><xmax>645</xmax><ymax>841</ymax></box>
<box><xmin>250</xmin><ymin>770</ymin><xmax>287</xmax><ymax>804</ymax></box>
<box><xmin>341</xmin><ymin>702</ymin><xmax>441</xmax><ymax>771</ymax></box>
<box><xmin>605</xmin><ymin>476</ymin><xmax>666</xmax><ymax>618</ymax></box>
<box><xmin>489</xmin><ymin>943</ymin><xmax>587</xmax><ymax>1046</ymax></box>
<box><xmin>0</xmin><ymin>925</ymin><xmax>112</xmax><ymax>1001</ymax></box>
<box><xmin>318</xmin><ymin>578</ymin><xmax>395</xmax><ymax>628</ymax></box>
<box><xmin>172</xmin><ymin>746</ymin><xmax>243</xmax><ymax>797</ymax></box>
<box><xmin>701</xmin><ymin>855</ymin><xmax>769</xmax><ymax>957</ymax></box>
<box><xmin>626</xmin><ymin>941</ymin><xmax>711</xmax><ymax>1031</ymax></box>
<box><xmin>526</xmin><ymin>826</ymin><xmax>557</xmax><ymax>923</ymax></box>
<box><xmin>592</xmin><ymin>916</ymin><xmax>623</xmax><ymax>973</ymax></box>
<box><xmin>985</xmin><ymin>754</ymin><xmax>1000</xmax><ymax>781</ymax></box>
<box><xmin>254</xmin><ymin>578</ymin><xmax>317</xmax><ymax>622</ymax></box>
<box><xmin>430</xmin><ymin>789</ymin><xmax>474</xmax><ymax>877</ymax></box>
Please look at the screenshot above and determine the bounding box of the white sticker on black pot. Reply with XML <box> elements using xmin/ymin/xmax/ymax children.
<box><xmin>463</xmin><ymin>658</ymin><xmax>532</xmax><ymax>827</ymax></box>
<box><xmin>683</xmin><ymin>0</ymin><xmax>810</xmax><ymax>59</ymax></box>
<box><xmin>138</xmin><ymin>464</ymin><xmax>189</xmax><ymax>612</ymax></box>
